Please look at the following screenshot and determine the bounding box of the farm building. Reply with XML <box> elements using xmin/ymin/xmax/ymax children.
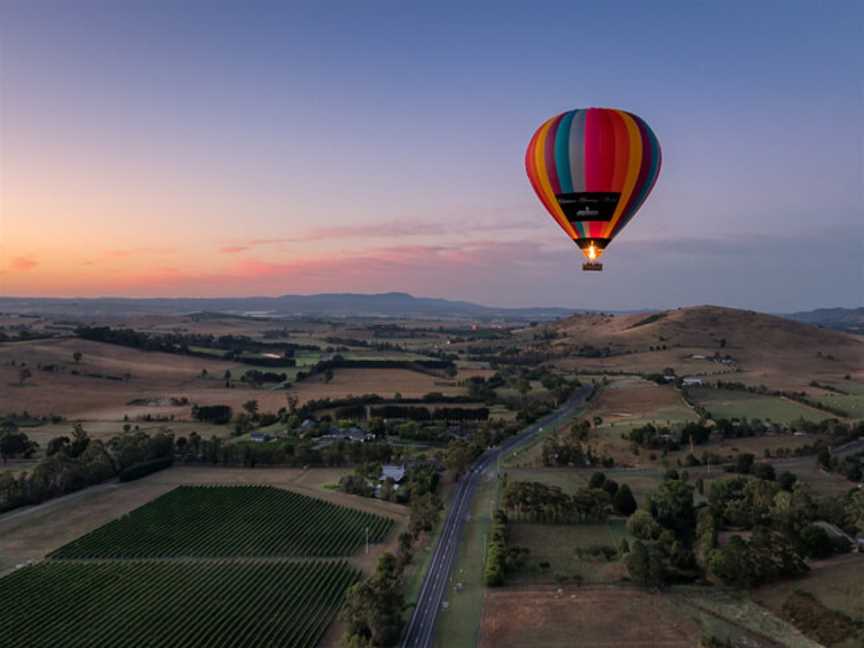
<box><xmin>339</xmin><ymin>426</ymin><xmax>376</xmax><ymax>443</ymax></box>
<box><xmin>380</xmin><ymin>464</ymin><xmax>406</xmax><ymax>484</ymax></box>
<box><xmin>681</xmin><ymin>377</ymin><xmax>704</xmax><ymax>387</ymax></box>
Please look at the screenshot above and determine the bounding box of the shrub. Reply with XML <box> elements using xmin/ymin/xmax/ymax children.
<box><xmin>191</xmin><ymin>404</ymin><xmax>232</xmax><ymax>425</ymax></box>
<box><xmin>118</xmin><ymin>456</ymin><xmax>173</xmax><ymax>482</ymax></box>
<box><xmin>613</xmin><ymin>484</ymin><xmax>638</xmax><ymax>516</ymax></box>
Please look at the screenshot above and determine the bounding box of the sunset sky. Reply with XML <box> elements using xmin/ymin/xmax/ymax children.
<box><xmin>1</xmin><ymin>1</ymin><xmax>861</xmax><ymax>311</ymax></box>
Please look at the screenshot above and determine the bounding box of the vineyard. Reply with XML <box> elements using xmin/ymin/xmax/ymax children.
<box><xmin>0</xmin><ymin>559</ymin><xmax>360</xmax><ymax>648</ymax></box>
<box><xmin>50</xmin><ymin>485</ymin><xmax>394</xmax><ymax>559</ymax></box>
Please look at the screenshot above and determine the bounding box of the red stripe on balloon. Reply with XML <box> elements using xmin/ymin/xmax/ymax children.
<box><xmin>585</xmin><ymin>108</ymin><xmax>614</xmax><ymax>191</ymax></box>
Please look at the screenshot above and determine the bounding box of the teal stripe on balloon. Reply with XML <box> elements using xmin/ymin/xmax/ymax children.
<box><xmin>554</xmin><ymin>111</ymin><xmax>575</xmax><ymax>194</ymax></box>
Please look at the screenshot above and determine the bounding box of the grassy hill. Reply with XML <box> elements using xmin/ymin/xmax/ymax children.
<box><xmin>544</xmin><ymin>305</ymin><xmax>864</xmax><ymax>392</ymax></box>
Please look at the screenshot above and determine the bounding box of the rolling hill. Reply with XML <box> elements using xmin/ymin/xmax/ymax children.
<box><xmin>545</xmin><ymin>305</ymin><xmax>864</xmax><ymax>390</ymax></box>
<box><xmin>783</xmin><ymin>307</ymin><xmax>864</xmax><ymax>334</ymax></box>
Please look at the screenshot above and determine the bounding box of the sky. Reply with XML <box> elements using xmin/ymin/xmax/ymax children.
<box><xmin>1</xmin><ymin>0</ymin><xmax>862</xmax><ymax>311</ymax></box>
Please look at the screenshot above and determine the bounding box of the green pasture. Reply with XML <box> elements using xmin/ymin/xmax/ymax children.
<box><xmin>689</xmin><ymin>388</ymin><xmax>833</xmax><ymax>423</ymax></box>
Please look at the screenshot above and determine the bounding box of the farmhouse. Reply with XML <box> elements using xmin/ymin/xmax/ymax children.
<box><xmin>340</xmin><ymin>426</ymin><xmax>377</xmax><ymax>442</ymax></box>
<box><xmin>380</xmin><ymin>464</ymin><xmax>406</xmax><ymax>484</ymax></box>
<box><xmin>313</xmin><ymin>425</ymin><xmax>375</xmax><ymax>448</ymax></box>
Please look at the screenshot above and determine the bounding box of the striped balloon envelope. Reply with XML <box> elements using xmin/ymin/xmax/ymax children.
<box><xmin>525</xmin><ymin>107</ymin><xmax>661</xmax><ymax>270</ymax></box>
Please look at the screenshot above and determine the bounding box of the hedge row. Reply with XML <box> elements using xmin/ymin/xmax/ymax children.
<box><xmin>118</xmin><ymin>456</ymin><xmax>174</xmax><ymax>482</ymax></box>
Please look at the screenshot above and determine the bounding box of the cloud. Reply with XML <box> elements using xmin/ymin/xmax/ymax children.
<box><xmin>108</xmin><ymin>247</ymin><xmax>176</xmax><ymax>257</ymax></box>
<box><xmin>7</xmin><ymin>227</ymin><xmax>861</xmax><ymax>312</ymax></box>
<box><xmin>218</xmin><ymin>218</ymin><xmax>538</xmax><ymax>253</ymax></box>
<box><xmin>10</xmin><ymin>256</ymin><xmax>39</xmax><ymax>271</ymax></box>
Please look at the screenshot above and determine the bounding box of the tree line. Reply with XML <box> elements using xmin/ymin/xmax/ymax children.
<box><xmin>0</xmin><ymin>423</ymin><xmax>174</xmax><ymax>514</ymax></box>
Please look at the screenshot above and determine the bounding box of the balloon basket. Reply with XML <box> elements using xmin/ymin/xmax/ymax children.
<box><xmin>582</xmin><ymin>262</ymin><xmax>603</xmax><ymax>272</ymax></box>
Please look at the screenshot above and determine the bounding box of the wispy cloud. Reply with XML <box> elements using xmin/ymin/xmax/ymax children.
<box><xmin>218</xmin><ymin>218</ymin><xmax>538</xmax><ymax>254</ymax></box>
<box><xmin>10</xmin><ymin>256</ymin><xmax>39</xmax><ymax>271</ymax></box>
<box><xmin>5</xmin><ymin>229</ymin><xmax>860</xmax><ymax>312</ymax></box>
<box><xmin>108</xmin><ymin>247</ymin><xmax>176</xmax><ymax>258</ymax></box>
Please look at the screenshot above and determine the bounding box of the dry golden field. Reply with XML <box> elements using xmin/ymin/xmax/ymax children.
<box><xmin>1</xmin><ymin>337</ymin><xmax>466</xmax><ymax>420</ymax></box>
<box><xmin>480</xmin><ymin>586</ymin><xmax>701</xmax><ymax>648</ymax></box>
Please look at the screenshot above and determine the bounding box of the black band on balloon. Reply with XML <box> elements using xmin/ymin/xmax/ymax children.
<box><xmin>574</xmin><ymin>238</ymin><xmax>610</xmax><ymax>251</ymax></box>
<box><xmin>556</xmin><ymin>192</ymin><xmax>620</xmax><ymax>222</ymax></box>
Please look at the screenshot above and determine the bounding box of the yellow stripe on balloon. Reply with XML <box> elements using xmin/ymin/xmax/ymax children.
<box><xmin>603</xmin><ymin>111</ymin><xmax>643</xmax><ymax>238</ymax></box>
<box><xmin>534</xmin><ymin>116</ymin><xmax>578</xmax><ymax>239</ymax></box>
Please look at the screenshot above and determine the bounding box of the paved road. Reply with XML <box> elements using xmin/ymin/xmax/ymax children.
<box><xmin>400</xmin><ymin>386</ymin><xmax>593</xmax><ymax>648</ymax></box>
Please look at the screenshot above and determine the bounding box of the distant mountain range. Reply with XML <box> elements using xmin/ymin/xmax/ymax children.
<box><xmin>783</xmin><ymin>307</ymin><xmax>864</xmax><ymax>334</ymax></box>
<box><xmin>0</xmin><ymin>293</ymin><xmax>860</xmax><ymax>328</ymax></box>
<box><xmin>0</xmin><ymin>292</ymin><xmax>579</xmax><ymax>320</ymax></box>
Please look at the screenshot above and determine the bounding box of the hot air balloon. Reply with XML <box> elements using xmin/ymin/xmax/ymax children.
<box><xmin>525</xmin><ymin>107</ymin><xmax>661</xmax><ymax>271</ymax></box>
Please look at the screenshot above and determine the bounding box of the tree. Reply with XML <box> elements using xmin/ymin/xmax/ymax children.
<box><xmin>241</xmin><ymin>400</ymin><xmax>259</xmax><ymax>418</ymax></box>
<box><xmin>379</xmin><ymin>478</ymin><xmax>396</xmax><ymax>502</ymax></box>
<box><xmin>324</xmin><ymin>368</ymin><xmax>334</xmax><ymax>383</ymax></box>
<box><xmin>694</xmin><ymin>508</ymin><xmax>718</xmax><ymax>568</ymax></box>
<box><xmin>817</xmin><ymin>447</ymin><xmax>832</xmax><ymax>470</ymax></box>
<box><xmin>341</xmin><ymin>552</ymin><xmax>405</xmax><ymax>647</ymax></box>
<box><xmin>233</xmin><ymin>414</ymin><xmax>253</xmax><ymax>437</ymax></box>
<box><xmin>627</xmin><ymin>510</ymin><xmax>662</xmax><ymax>540</ymax></box>
<box><xmin>192</xmin><ymin>404</ymin><xmax>232</xmax><ymax>424</ymax></box>
<box><xmin>613</xmin><ymin>484</ymin><xmax>638</xmax><ymax>516</ymax></box>
<box><xmin>800</xmin><ymin>524</ymin><xmax>833</xmax><ymax>559</ymax></box>
<box><xmin>849</xmin><ymin>490</ymin><xmax>864</xmax><ymax>535</ymax></box>
<box><xmin>0</xmin><ymin>424</ymin><xmax>37</xmax><ymax>465</ymax></box>
<box><xmin>735</xmin><ymin>453</ymin><xmax>755</xmax><ymax>474</ymax></box>
<box><xmin>46</xmin><ymin>436</ymin><xmax>71</xmax><ymax>457</ymax></box>
<box><xmin>752</xmin><ymin>463</ymin><xmax>775</xmax><ymax>481</ymax></box>
<box><xmin>709</xmin><ymin>528</ymin><xmax>807</xmax><ymax>588</ymax></box>
<box><xmin>409</xmin><ymin>493</ymin><xmax>442</xmax><ymax>538</ymax></box>
<box><xmin>602</xmin><ymin>478</ymin><xmax>619</xmax><ymax>497</ymax></box>
<box><xmin>397</xmin><ymin>531</ymin><xmax>414</xmax><ymax>568</ymax></box>
<box><xmin>778</xmin><ymin>471</ymin><xmax>798</xmax><ymax>492</ymax></box>
<box><xmin>340</xmin><ymin>474</ymin><xmax>374</xmax><ymax>498</ymax></box>
<box><xmin>649</xmin><ymin>478</ymin><xmax>696</xmax><ymax>539</ymax></box>
<box><xmin>72</xmin><ymin>351</ymin><xmax>82</xmax><ymax>364</ymax></box>
<box><xmin>444</xmin><ymin>439</ymin><xmax>478</xmax><ymax>477</ymax></box>
<box><xmin>18</xmin><ymin>367</ymin><xmax>32</xmax><ymax>385</ymax></box>
<box><xmin>67</xmin><ymin>424</ymin><xmax>90</xmax><ymax>458</ymax></box>
<box><xmin>708</xmin><ymin>536</ymin><xmax>755</xmax><ymax>588</ymax></box>
<box><xmin>589</xmin><ymin>472</ymin><xmax>606</xmax><ymax>489</ymax></box>
<box><xmin>626</xmin><ymin>540</ymin><xmax>666</xmax><ymax>588</ymax></box>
